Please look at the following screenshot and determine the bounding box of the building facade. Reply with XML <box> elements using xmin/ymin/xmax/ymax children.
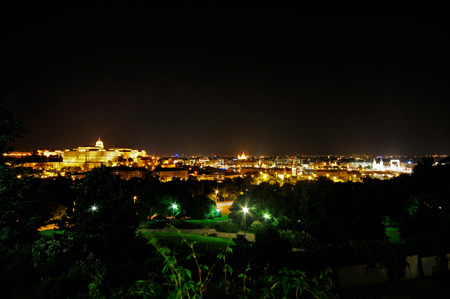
<box><xmin>62</xmin><ymin>138</ymin><xmax>147</xmax><ymax>169</ymax></box>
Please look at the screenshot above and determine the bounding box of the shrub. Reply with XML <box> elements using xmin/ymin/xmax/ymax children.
<box><xmin>213</xmin><ymin>222</ymin><xmax>240</xmax><ymax>233</ymax></box>
<box><xmin>249</xmin><ymin>220</ymin><xmax>264</xmax><ymax>232</ymax></box>
<box><xmin>170</xmin><ymin>220</ymin><xmax>204</xmax><ymax>229</ymax></box>
<box><xmin>142</xmin><ymin>221</ymin><xmax>168</xmax><ymax>229</ymax></box>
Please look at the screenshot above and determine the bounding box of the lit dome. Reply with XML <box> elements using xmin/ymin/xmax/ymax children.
<box><xmin>95</xmin><ymin>138</ymin><xmax>104</xmax><ymax>149</ymax></box>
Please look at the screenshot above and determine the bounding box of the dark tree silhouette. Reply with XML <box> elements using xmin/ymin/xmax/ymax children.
<box><xmin>70</xmin><ymin>166</ymin><xmax>138</xmax><ymax>242</ymax></box>
<box><xmin>0</xmin><ymin>94</ymin><xmax>25</xmax><ymax>163</ymax></box>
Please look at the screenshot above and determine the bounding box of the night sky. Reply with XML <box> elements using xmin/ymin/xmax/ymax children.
<box><xmin>2</xmin><ymin>6</ymin><xmax>449</xmax><ymax>156</ymax></box>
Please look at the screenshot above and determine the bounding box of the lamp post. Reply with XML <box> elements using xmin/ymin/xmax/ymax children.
<box><xmin>243</xmin><ymin>206</ymin><xmax>249</xmax><ymax>236</ymax></box>
<box><xmin>171</xmin><ymin>203</ymin><xmax>179</xmax><ymax>217</ymax></box>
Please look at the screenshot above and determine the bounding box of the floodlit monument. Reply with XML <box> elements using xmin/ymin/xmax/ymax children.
<box><xmin>62</xmin><ymin>138</ymin><xmax>147</xmax><ymax>169</ymax></box>
<box><xmin>238</xmin><ymin>152</ymin><xmax>247</xmax><ymax>160</ymax></box>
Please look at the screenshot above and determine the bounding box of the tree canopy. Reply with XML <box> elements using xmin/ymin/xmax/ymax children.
<box><xmin>0</xmin><ymin>94</ymin><xmax>25</xmax><ymax>162</ymax></box>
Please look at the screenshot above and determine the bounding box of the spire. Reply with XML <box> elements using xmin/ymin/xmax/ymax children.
<box><xmin>238</xmin><ymin>152</ymin><xmax>247</xmax><ymax>160</ymax></box>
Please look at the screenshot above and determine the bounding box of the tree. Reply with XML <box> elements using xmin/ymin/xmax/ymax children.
<box><xmin>0</xmin><ymin>94</ymin><xmax>25</xmax><ymax>162</ymax></box>
<box><xmin>0</xmin><ymin>167</ymin><xmax>51</xmax><ymax>250</ymax></box>
<box><xmin>70</xmin><ymin>166</ymin><xmax>138</xmax><ymax>242</ymax></box>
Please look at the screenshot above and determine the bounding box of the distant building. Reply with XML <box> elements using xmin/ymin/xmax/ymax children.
<box><xmin>372</xmin><ymin>158</ymin><xmax>384</xmax><ymax>171</ymax></box>
<box><xmin>113</xmin><ymin>167</ymin><xmax>146</xmax><ymax>180</ymax></box>
<box><xmin>2</xmin><ymin>151</ymin><xmax>32</xmax><ymax>157</ymax></box>
<box><xmin>62</xmin><ymin>138</ymin><xmax>147</xmax><ymax>170</ymax></box>
<box><xmin>36</xmin><ymin>149</ymin><xmax>64</xmax><ymax>157</ymax></box>
<box><xmin>238</xmin><ymin>152</ymin><xmax>247</xmax><ymax>160</ymax></box>
<box><xmin>155</xmin><ymin>168</ymin><xmax>189</xmax><ymax>181</ymax></box>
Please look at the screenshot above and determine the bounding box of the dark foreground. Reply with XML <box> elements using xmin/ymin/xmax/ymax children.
<box><xmin>340</xmin><ymin>278</ymin><xmax>450</xmax><ymax>299</ymax></box>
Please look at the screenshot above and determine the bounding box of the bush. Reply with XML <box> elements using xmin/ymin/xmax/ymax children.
<box><xmin>142</xmin><ymin>221</ymin><xmax>168</xmax><ymax>229</ymax></box>
<box><xmin>278</xmin><ymin>229</ymin><xmax>315</xmax><ymax>249</ymax></box>
<box><xmin>249</xmin><ymin>220</ymin><xmax>264</xmax><ymax>232</ymax></box>
<box><xmin>142</xmin><ymin>220</ymin><xmax>206</xmax><ymax>229</ymax></box>
<box><xmin>213</xmin><ymin>221</ymin><xmax>240</xmax><ymax>233</ymax></box>
<box><xmin>170</xmin><ymin>220</ymin><xmax>204</xmax><ymax>229</ymax></box>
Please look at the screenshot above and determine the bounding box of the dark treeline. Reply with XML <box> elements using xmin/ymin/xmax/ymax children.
<box><xmin>229</xmin><ymin>158</ymin><xmax>450</xmax><ymax>270</ymax></box>
<box><xmin>1</xmin><ymin>159</ymin><xmax>450</xmax><ymax>297</ymax></box>
<box><xmin>0</xmin><ymin>166</ymin><xmax>252</xmax><ymax>298</ymax></box>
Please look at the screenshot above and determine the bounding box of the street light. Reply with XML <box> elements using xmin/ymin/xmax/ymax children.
<box><xmin>91</xmin><ymin>205</ymin><xmax>98</xmax><ymax>212</ymax></box>
<box><xmin>243</xmin><ymin>207</ymin><xmax>249</xmax><ymax>235</ymax></box>
<box><xmin>172</xmin><ymin>204</ymin><xmax>178</xmax><ymax>210</ymax></box>
<box><xmin>264</xmin><ymin>213</ymin><xmax>270</xmax><ymax>220</ymax></box>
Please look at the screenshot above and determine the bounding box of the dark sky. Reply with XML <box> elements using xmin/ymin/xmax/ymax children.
<box><xmin>2</xmin><ymin>6</ymin><xmax>449</xmax><ymax>156</ymax></box>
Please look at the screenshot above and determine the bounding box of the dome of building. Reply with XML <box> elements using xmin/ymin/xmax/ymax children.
<box><xmin>95</xmin><ymin>138</ymin><xmax>104</xmax><ymax>149</ymax></box>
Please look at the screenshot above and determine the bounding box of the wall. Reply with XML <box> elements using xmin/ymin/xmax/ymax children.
<box><xmin>337</xmin><ymin>254</ymin><xmax>450</xmax><ymax>288</ymax></box>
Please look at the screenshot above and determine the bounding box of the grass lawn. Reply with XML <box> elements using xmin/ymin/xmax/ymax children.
<box><xmin>184</xmin><ymin>215</ymin><xmax>231</xmax><ymax>227</ymax></box>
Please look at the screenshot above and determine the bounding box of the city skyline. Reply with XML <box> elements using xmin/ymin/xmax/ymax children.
<box><xmin>2</xmin><ymin>7</ymin><xmax>449</xmax><ymax>156</ymax></box>
<box><xmin>6</xmin><ymin>135</ymin><xmax>448</xmax><ymax>158</ymax></box>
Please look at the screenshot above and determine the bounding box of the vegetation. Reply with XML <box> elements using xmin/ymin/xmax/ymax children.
<box><xmin>1</xmin><ymin>157</ymin><xmax>450</xmax><ymax>297</ymax></box>
<box><xmin>0</xmin><ymin>94</ymin><xmax>25</xmax><ymax>162</ymax></box>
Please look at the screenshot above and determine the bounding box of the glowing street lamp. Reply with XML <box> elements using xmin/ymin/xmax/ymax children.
<box><xmin>91</xmin><ymin>205</ymin><xmax>98</xmax><ymax>212</ymax></box>
<box><xmin>243</xmin><ymin>206</ymin><xmax>249</xmax><ymax>234</ymax></box>
<box><xmin>264</xmin><ymin>213</ymin><xmax>270</xmax><ymax>220</ymax></box>
<box><xmin>172</xmin><ymin>203</ymin><xmax>178</xmax><ymax>210</ymax></box>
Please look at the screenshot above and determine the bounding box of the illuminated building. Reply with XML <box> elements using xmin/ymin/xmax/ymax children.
<box><xmin>238</xmin><ymin>152</ymin><xmax>247</xmax><ymax>160</ymax></box>
<box><xmin>2</xmin><ymin>151</ymin><xmax>32</xmax><ymax>157</ymax></box>
<box><xmin>95</xmin><ymin>138</ymin><xmax>104</xmax><ymax>148</ymax></box>
<box><xmin>372</xmin><ymin>157</ymin><xmax>384</xmax><ymax>171</ymax></box>
<box><xmin>155</xmin><ymin>168</ymin><xmax>189</xmax><ymax>181</ymax></box>
<box><xmin>292</xmin><ymin>162</ymin><xmax>297</xmax><ymax>176</ymax></box>
<box><xmin>113</xmin><ymin>167</ymin><xmax>145</xmax><ymax>180</ymax></box>
<box><xmin>37</xmin><ymin>149</ymin><xmax>64</xmax><ymax>157</ymax></box>
<box><xmin>62</xmin><ymin>138</ymin><xmax>147</xmax><ymax>169</ymax></box>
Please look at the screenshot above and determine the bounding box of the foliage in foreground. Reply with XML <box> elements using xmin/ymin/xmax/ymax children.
<box><xmin>86</xmin><ymin>233</ymin><xmax>337</xmax><ymax>299</ymax></box>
